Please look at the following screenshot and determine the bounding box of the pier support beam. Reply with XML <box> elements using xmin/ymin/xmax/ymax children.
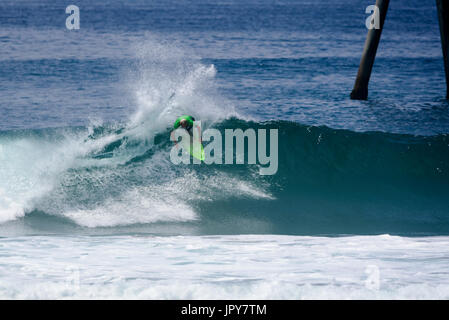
<box><xmin>350</xmin><ymin>0</ymin><xmax>390</xmax><ymax>100</ymax></box>
<box><xmin>437</xmin><ymin>0</ymin><xmax>449</xmax><ymax>99</ymax></box>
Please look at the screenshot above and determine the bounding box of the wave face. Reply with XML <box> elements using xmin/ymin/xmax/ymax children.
<box><xmin>1</xmin><ymin>117</ymin><xmax>448</xmax><ymax>236</ymax></box>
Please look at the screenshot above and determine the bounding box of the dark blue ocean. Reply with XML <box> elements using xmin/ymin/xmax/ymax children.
<box><xmin>0</xmin><ymin>0</ymin><xmax>449</xmax><ymax>299</ymax></box>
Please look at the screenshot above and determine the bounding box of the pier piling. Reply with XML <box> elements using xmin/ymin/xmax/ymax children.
<box><xmin>437</xmin><ymin>0</ymin><xmax>449</xmax><ymax>99</ymax></box>
<box><xmin>350</xmin><ymin>0</ymin><xmax>390</xmax><ymax>100</ymax></box>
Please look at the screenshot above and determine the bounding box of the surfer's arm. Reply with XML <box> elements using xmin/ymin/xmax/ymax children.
<box><xmin>194</xmin><ymin>124</ymin><xmax>202</xmax><ymax>143</ymax></box>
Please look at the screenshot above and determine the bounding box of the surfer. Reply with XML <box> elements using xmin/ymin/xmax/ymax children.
<box><xmin>173</xmin><ymin>115</ymin><xmax>195</xmax><ymax>136</ymax></box>
<box><xmin>171</xmin><ymin>115</ymin><xmax>205</xmax><ymax>161</ymax></box>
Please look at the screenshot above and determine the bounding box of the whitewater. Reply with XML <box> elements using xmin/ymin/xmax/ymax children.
<box><xmin>2</xmin><ymin>235</ymin><xmax>449</xmax><ymax>299</ymax></box>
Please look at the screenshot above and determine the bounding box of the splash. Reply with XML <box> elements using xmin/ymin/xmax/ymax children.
<box><xmin>126</xmin><ymin>39</ymin><xmax>238</xmax><ymax>142</ymax></box>
<box><xmin>0</xmin><ymin>39</ymin><xmax>266</xmax><ymax>227</ymax></box>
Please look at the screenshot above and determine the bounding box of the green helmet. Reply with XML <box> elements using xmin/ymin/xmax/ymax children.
<box><xmin>173</xmin><ymin>115</ymin><xmax>195</xmax><ymax>129</ymax></box>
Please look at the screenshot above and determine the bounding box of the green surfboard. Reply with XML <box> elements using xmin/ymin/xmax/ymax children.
<box><xmin>190</xmin><ymin>142</ymin><xmax>205</xmax><ymax>161</ymax></box>
<box><xmin>179</xmin><ymin>135</ymin><xmax>205</xmax><ymax>161</ymax></box>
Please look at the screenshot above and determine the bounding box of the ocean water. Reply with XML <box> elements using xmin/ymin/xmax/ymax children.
<box><xmin>0</xmin><ymin>0</ymin><xmax>448</xmax><ymax>299</ymax></box>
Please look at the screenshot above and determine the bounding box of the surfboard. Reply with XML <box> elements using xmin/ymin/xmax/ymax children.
<box><xmin>190</xmin><ymin>142</ymin><xmax>205</xmax><ymax>161</ymax></box>
<box><xmin>178</xmin><ymin>134</ymin><xmax>205</xmax><ymax>161</ymax></box>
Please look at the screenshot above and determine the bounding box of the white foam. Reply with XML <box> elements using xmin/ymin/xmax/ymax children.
<box><xmin>0</xmin><ymin>128</ymin><xmax>120</xmax><ymax>224</ymax></box>
<box><xmin>62</xmin><ymin>188</ymin><xmax>198</xmax><ymax>228</ymax></box>
<box><xmin>57</xmin><ymin>169</ymin><xmax>272</xmax><ymax>228</ymax></box>
<box><xmin>0</xmin><ymin>136</ymin><xmax>69</xmax><ymax>223</ymax></box>
<box><xmin>0</xmin><ymin>189</ymin><xmax>25</xmax><ymax>223</ymax></box>
<box><xmin>1</xmin><ymin>234</ymin><xmax>449</xmax><ymax>299</ymax></box>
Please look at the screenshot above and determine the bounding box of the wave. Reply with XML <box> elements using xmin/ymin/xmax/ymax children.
<box><xmin>1</xmin><ymin>118</ymin><xmax>448</xmax><ymax>236</ymax></box>
<box><xmin>1</xmin><ymin>40</ymin><xmax>448</xmax><ymax>236</ymax></box>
